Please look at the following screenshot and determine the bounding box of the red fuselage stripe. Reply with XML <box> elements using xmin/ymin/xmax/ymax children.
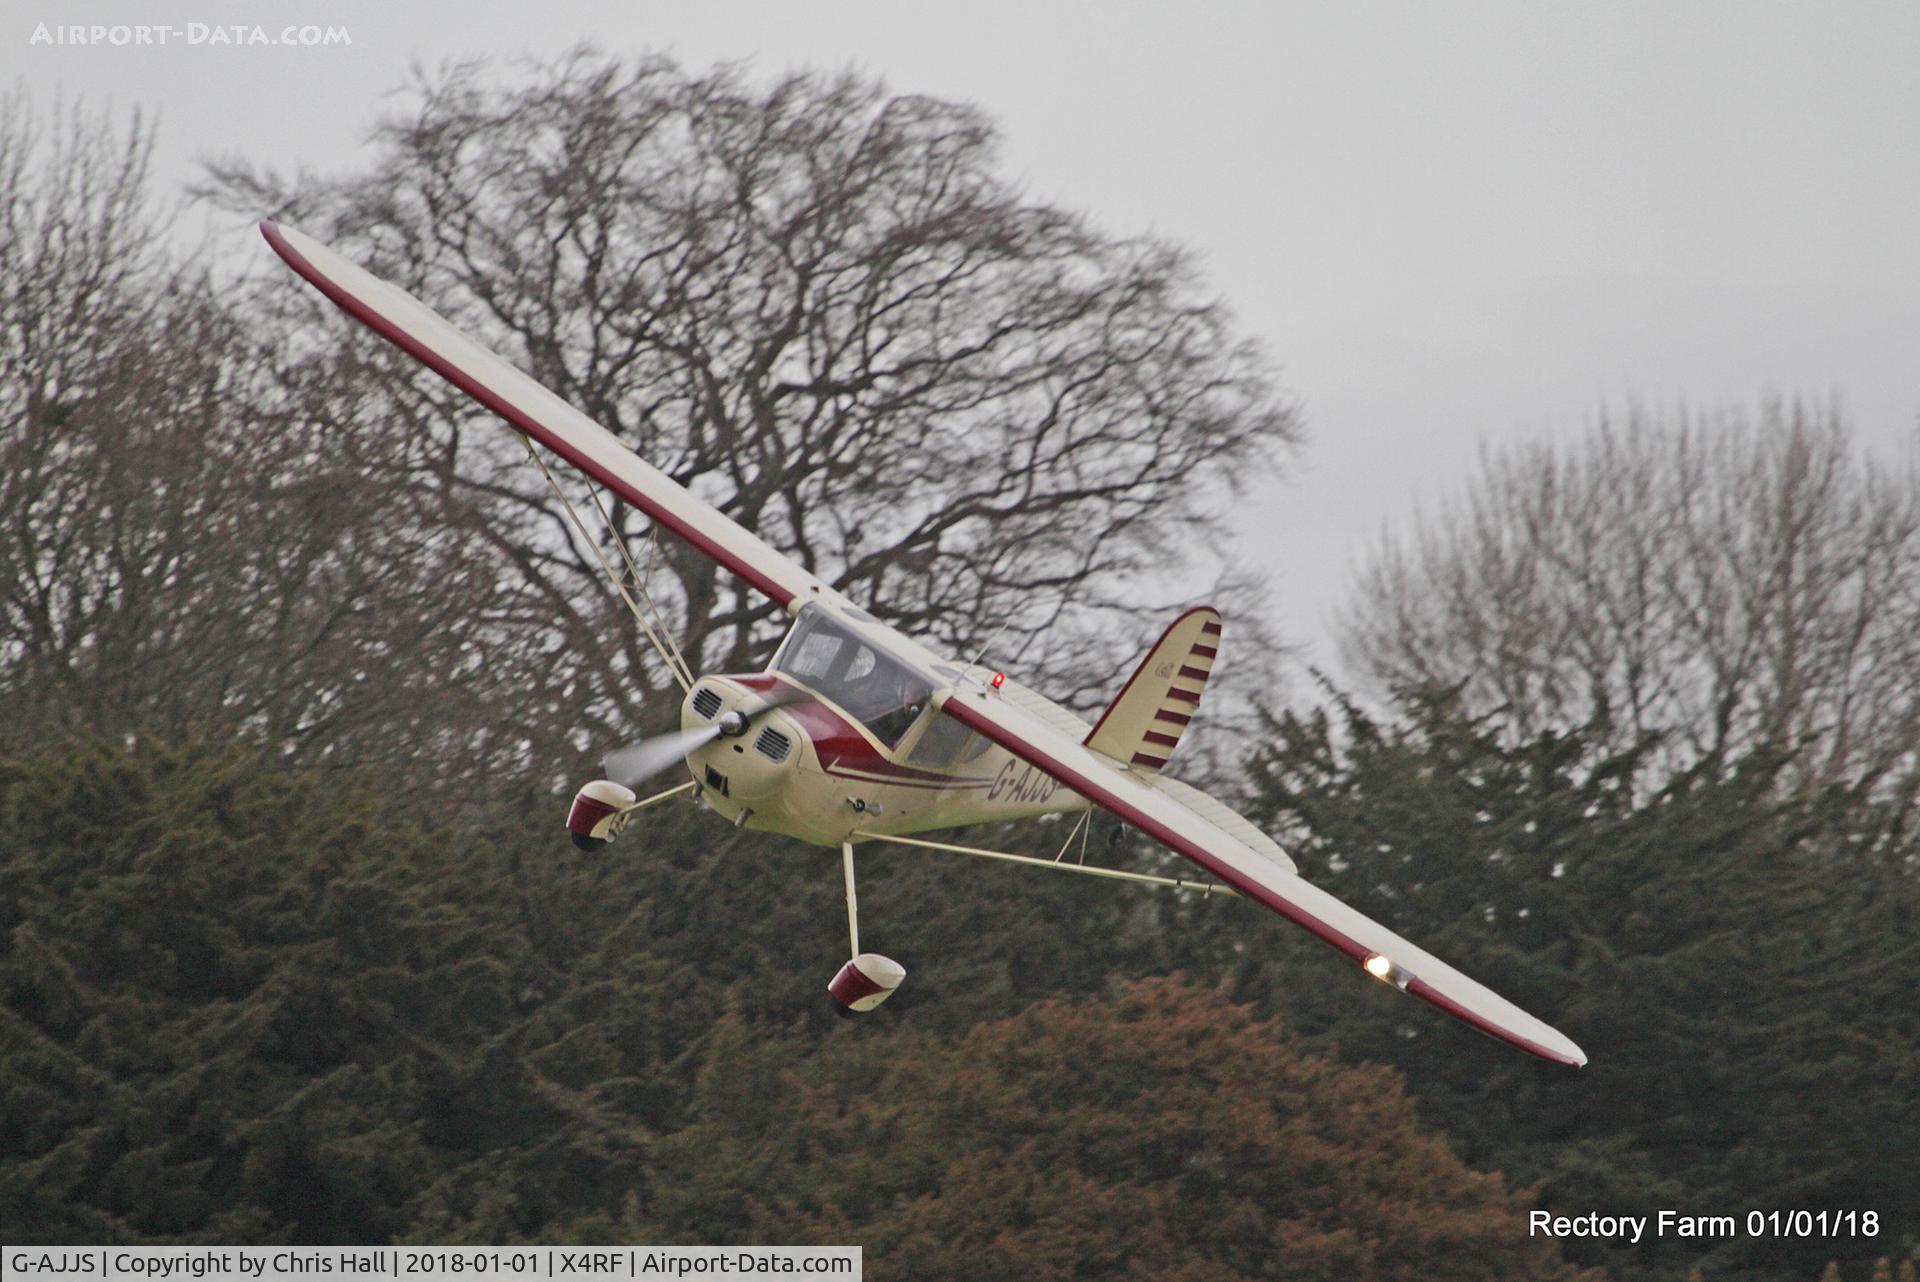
<box><xmin>722</xmin><ymin>673</ymin><xmax>992</xmax><ymax>788</ymax></box>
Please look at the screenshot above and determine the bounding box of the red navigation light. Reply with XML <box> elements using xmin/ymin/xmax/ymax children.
<box><xmin>991</xmin><ymin>672</ymin><xmax>1006</xmax><ymax>689</ymax></box>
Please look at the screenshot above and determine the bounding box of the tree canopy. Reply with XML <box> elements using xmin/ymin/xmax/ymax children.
<box><xmin>1228</xmin><ymin>689</ymin><xmax>1920</xmax><ymax>1282</ymax></box>
<box><xmin>2</xmin><ymin>735</ymin><xmax>1592</xmax><ymax>1281</ymax></box>
<box><xmin>1341</xmin><ymin>404</ymin><xmax>1920</xmax><ymax>810</ymax></box>
<box><xmin>208</xmin><ymin>50</ymin><xmax>1298</xmax><ymax>741</ymax></box>
<box><xmin>2</xmin><ymin>60</ymin><xmax>1911</xmax><ymax>1282</ymax></box>
<box><xmin>0</xmin><ymin>101</ymin><xmax>573</xmax><ymax>793</ymax></box>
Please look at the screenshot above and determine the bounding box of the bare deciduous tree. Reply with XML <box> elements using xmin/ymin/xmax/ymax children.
<box><xmin>1</xmin><ymin>100</ymin><xmax>575</xmax><ymax>787</ymax></box>
<box><xmin>207</xmin><ymin>51</ymin><xmax>1298</xmax><ymax>747</ymax></box>
<box><xmin>1342</xmin><ymin>401</ymin><xmax>1920</xmax><ymax>800</ymax></box>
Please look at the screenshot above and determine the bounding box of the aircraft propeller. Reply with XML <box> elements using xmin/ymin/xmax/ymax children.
<box><xmin>602</xmin><ymin>687</ymin><xmax>810</xmax><ymax>788</ymax></box>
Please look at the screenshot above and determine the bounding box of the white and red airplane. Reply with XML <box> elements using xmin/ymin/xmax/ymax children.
<box><xmin>262</xmin><ymin>221</ymin><xmax>1587</xmax><ymax>1067</ymax></box>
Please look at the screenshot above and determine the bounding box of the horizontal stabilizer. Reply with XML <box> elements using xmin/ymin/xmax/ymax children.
<box><xmin>1148</xmin><ymin>774</ymin><xmax>1295</xmax><ymax>876</ymax></box>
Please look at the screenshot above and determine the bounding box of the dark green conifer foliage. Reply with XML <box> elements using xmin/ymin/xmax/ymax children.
<box><xmin>1232</xmin><ymin>689</ymin><xmax>1919</xmax><ymax>1282</ymax></box>
<box><xmin>0</xmin><ymin>737</ymin><xmax>595</xmax><ymax>1242</ymax></box>
<box><xmin>4</xmin><ymin>734</ymin><xmax>1610</xmax><ymax>1282</ymax></box>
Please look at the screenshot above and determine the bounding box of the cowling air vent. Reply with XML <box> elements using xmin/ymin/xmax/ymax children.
<box><xmin>754</xmin><ymin>726</ymin><xmax>793</xmax><ymax>762</ymax></box>
<box><xmin>691</xmin><ymin>686</ymin><xmax>723</xmax><ymax>720</ymax></box>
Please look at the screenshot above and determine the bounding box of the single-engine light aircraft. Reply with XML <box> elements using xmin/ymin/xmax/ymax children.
<box><xmin>262</xmin><ymin>221</ymin><xmax>1586</xmax><ymax>1066</ymax></box>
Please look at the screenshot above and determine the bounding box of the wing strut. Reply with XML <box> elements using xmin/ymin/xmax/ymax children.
<box><xmin>855</xmin><ymin>831</ymin><xmax>1241</xmax><ymax>899</ymax></box>
<box><xmin>518</xmin><ymin>434</ymin><xmax>696</xmax><ymax>693</ymax></box>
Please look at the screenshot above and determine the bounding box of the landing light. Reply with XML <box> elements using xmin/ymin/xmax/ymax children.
<box><xmin>1364</xmin><ymin>953</ymin><xmax>1394</xmax><ymax>981</ymax></box>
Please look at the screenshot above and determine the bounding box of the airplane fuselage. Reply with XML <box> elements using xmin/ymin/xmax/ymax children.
<box><xmin>683</xmin><ymin>670</ymin><xmax>1089</xmax><ymax>846</ymax></box>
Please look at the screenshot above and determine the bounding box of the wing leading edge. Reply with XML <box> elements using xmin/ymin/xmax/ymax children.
<box><xmin>937</xmin><ymin>683</ymin><xmax>1588</xmax><ymax>1067</ymax></box>
<box><xmin>259</xmin><ymin>221</ymin><xmax>831</xmax><ymax>613</ymax></box>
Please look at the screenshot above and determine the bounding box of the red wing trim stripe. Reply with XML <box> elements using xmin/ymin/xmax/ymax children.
<box><xmin>1406</xmin><ymin>978</ymin><xmax>1581</xmax><ymax>1067</ymax></box>
<box><xmin>1166</xmin><ymin>688</ymin><xmax>1202</xmax><ymax>704</ymax></box>
<box><xmin>1200</xmin><ymin>621</ymin><xmax>1222</xmax><ymax>636</ymax></box>
<box><xmin>1154</xmin><ymin>710</ymin><xmax>1192</xmax><ymax>726</ymax></box>
<box><xmin>1143</xmin><ymin>731</ymin><xmax>1180</xmax><ymax>748</ymax></box>
<box><xmin>1191</xmin><ymin>645</ymin><xmax>1218</xmax><ymax>659</ymax></box>
<box><xmin>1130</xmin><ymin>752</ymin><xmax>1169</xmax><ymax>768</ymax></box>
<box><xmin>260</xmin><ymin>223</ymin><xmax>806</xmax><ymax>608</ymax></box>
<box><xmin>939</xmin><ymin>696</ymin><xmax>1584</xmax><ymax>1068</ymax></box>
<box><xmin>943</xmin><ymin>697</ymin><xmax>1375</xmax><ymax>956</ymax></box>
<box><xmin>1177</xmin><ymin>665</ymin><xmax>1210</xmax><ymax>681</ymax></box>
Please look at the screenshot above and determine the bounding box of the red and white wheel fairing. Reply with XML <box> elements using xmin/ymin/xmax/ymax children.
<box><xmin>829</xmin><ymin>954</ymin><xmax>907</xmax><ymax>1012</ymax></box>
<box><xmin>566</xmin><ymin>780</ymin><xmax>637</xmax><ymax>850</ymax></box>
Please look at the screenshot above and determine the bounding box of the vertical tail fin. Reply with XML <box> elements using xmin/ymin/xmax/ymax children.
<box><xmin>1083</xmin><ymin>608</ymin><xmax>1221</xmax><ymax>771</ymax></box>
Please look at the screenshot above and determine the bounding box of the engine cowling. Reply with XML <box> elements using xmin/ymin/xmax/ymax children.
<box><xmin>566</xmin><ymin>779</ymin><xmax>637</xmax><ymax>851</ymax></box>
<box><xmin>828</xmin><ymin>953</ymin><xmax>906</xmax><ymax>1012</ymax></box>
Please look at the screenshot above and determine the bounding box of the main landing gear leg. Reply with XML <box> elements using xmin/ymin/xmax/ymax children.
<box><xmin>826</xmin><ymin>840</ymin><xmax>905</xmax><ymax>1013</ymax></box>
<box><xmin>842</xmin><ymin>841</ymin><xmax>861</xmax><ymax>957</ymax></box>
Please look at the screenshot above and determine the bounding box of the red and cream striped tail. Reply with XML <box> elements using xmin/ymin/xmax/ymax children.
<box><xmin>1083</xmin><ymin>607</ymin><xmax>1221</xmax><ymax>772</ymax></box>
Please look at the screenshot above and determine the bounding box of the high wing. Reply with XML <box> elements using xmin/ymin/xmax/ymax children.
<box><xmin>259</xmin><ymin>222</ymin><xmax>835</xmax><ymax>612</ymax></box>
<box><xmin>264</xmin><ymin>221</ymin><xmax>1584</xmax><ymax>1067</ymax></box>
<box><xmin>937</xmin><ymin>682</ymin><xmax>1589</xmax><ymax>1067</ymax></box>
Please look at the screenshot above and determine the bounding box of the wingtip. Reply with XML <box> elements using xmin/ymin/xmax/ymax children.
<box><xmin>1405</xmin><ymin>976</ymin><xmax>1587</xmax><ymax>1068</ymax></box>
<box><xmin>1537</xmin><ymin>1026</ymin><xmax>1588</xmax><ymax>1068</ymax></box>
<box><xmin>259</xmin><ymin>219</ymin><xmax>295</xmax><ymax>262</ymax></box>
<box><xmin>1510</xmin><ymin>1029</ymin><xmax>1588</xmax><ymax>1069</ymax></box>
<box><xmin>1516</xmin><ymin>1032</ymin><xmax>1587</xmax><ymax>1069</ymax></box>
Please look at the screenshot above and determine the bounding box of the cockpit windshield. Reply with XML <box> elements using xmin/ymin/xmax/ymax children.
<box><xmin>772</xmin><ymin>606</ymin><xmax>934</xmax><ymax>747</ymax></box>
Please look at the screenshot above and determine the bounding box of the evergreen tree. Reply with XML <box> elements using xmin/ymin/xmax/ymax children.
<box><xmin>1232</xmin><ymin>690</ymin><xmax>1919</xmax><ymax>1282</ymax></box>
<box><xmin>0</xmin><ymin>737</ymin><xmax>600</xmax><ymax>1240</ymax></box>
<box><xmin>0</xmin><ymin>736</ymin><xmax>1221</xmax><ymax>1244</ymax></box>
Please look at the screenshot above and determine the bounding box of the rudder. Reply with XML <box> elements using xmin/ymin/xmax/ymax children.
<box><xmin>1083</xmin><ymin>607</ymin><xmax>1221</xmax><ymax>771</ymax></box>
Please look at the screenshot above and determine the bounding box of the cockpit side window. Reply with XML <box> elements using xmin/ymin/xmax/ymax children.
<box><xmin>773</xmin><ymin>606</ymin><xmax>933</xmax><ymax>749</ymax></box>
<box><xmin>907</xmin><ymin>710</ymin><xmax>989</xmax><ymax>768</ymax></box>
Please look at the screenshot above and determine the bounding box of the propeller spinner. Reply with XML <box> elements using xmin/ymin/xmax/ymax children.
<box><xmin>601</xmin><ymin>686</ymin><xmax>811</xmax><ymax>789</ymax></box>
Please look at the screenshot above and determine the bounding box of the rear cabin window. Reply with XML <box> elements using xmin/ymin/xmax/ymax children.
<box><xmin>907</xmin><ymin>709</ymin><xmax>989</xmax><ymax>767</ymax></box>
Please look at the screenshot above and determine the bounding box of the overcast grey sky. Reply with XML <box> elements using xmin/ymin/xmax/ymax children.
<box><xmin>9</xmin><ymin>1</ymin><xmax>1918</xmax><ymax>677</ymax></box>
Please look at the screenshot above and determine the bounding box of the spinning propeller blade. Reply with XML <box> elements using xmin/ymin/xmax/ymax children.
<box><xmin>603</xmin><ymin>724</ymin><xmax>725</xmax><ymax>788</ymax></box>
<box><xmin>601</xmin><ymin>686</ymin><xmax>814</xmax><ymax>789</ymax></box>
